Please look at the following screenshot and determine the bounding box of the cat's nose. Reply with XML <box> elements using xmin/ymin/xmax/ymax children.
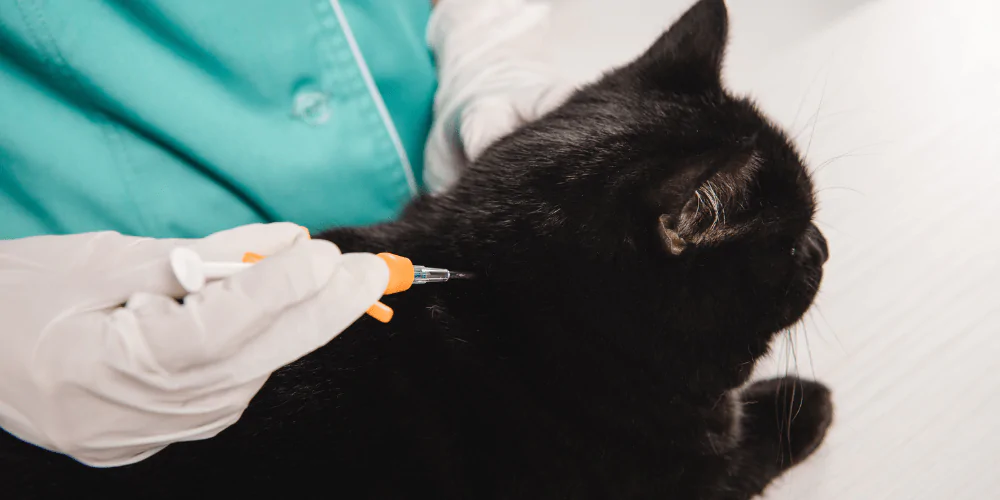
<box><xmin>803</xmin><ymin>223</ymin><xmax>829</xmax><ymax>266</ymax></box>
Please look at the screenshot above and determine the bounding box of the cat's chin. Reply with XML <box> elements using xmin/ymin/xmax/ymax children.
<box><xmin>776</xmin><ymin>279</ymin><xmax>824</xmax><ymax>333</ymax></box>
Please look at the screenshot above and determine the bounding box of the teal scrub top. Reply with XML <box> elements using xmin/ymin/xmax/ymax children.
<box><xmin>0</xmin><ymin>0</ymin><xmax>437</xmax><ymax>239</ymax></box>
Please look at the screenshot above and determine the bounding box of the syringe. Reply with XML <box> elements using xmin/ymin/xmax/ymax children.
<box><xmin>169</xmin><ymin>248</ymin><xmax>472</xmax><ymax>323</ymax></box>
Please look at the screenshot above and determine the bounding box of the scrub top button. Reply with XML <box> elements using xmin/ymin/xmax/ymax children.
<box><xmin>292</xmin><ymin>91</ymin><xmax>331</xmax><ymax>126</ymax></box>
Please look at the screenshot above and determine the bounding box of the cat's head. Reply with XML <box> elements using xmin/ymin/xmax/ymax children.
<box><xmin>445</xmin><ymin>0</ymin><xmax>826</xmax><ymax>386</ymax></box>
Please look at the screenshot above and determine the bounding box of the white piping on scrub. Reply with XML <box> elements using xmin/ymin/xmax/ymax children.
<box><xmin>328</xmin><ymin>0</ymin><xmax>419</xmax><ymax>196</ymax></box>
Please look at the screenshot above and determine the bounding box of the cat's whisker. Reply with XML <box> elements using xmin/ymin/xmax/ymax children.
<box><xmin>790</xmin><ymin>65</ymin><xmax>827</xmax><ymax>135</ymax></box>
<box><xmin>816</xmin><ymin>185</ymin><xmax>865</xmax><ymax>196</ymax></box>
<box><xmin>773</xmin><ymin>361</ymin><xmax>787</xmax><ymax>464</ymax></box>
<box><xmin>811</xmin><ymin>151</ymin><xmax>879</xmax><ymax>176</ymax></box>
<box><xmin>813</xmin><ymin>219</ymin><xmax>847</xmax><ymax>239</ymax></box>
<box><xmin>792</xmin><ymin>108</ymin><xmax>867</xmax><ymax>142</ymax></box>
<box><xmin>792</xmin><ymin>114</ymin><xmax>819</xmax><ymax>142</ymax></box>
<box><xmin>790</xmin><ymin>321</ymin><xmax>809</xmax><ymax>423</ymax></box>
<box><xmin>787</xmin><ymin>375</ymin><xmax>798</xmax><ymax>464</ymax></box>
<box><xmin>813</xmin><ymin>303</ymin><xmax>846</xmax><ymax>351</ymax></box>
<box><xmin>774</xmin><ymin>324</ymin><xmax>789</xmax><ymax>380</ymax></box>
<box><xmin>807</xmin><ymin>139</ymin><xmax>891</xmax><ymax>172</ymax></box>
<box><xmin>801</xmin><ymin>316</ymin><xmax>818</xmax><ymax>380</ymax></box>
<box><xmin>788</xmin><ymin>327</ymin><xmax>800</xmax><ymax>378</ymax></box>
<box><xmin>803</xmin><ymin>73</ymin><xmax>829</xmax><ymax>161</ymax></box>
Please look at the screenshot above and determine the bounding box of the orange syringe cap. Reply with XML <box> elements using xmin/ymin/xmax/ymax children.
<box><xmin>376</xmin><ymin>253</ymin><xmax>415</xmax><ymax>295</ymax></box>
<box><xmin>361</xmin><ymin>253</ymin><xmax>418</xmax><ymax>324</ymax></box>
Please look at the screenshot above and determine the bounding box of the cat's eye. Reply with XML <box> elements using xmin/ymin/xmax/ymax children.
<box><xmin>790</xmin><ymin>248</ymin><xmax>797</xmax><ymax>256</ymax></box>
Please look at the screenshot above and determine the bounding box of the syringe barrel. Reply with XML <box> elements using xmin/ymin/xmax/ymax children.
<box><xmin>202</xmin><ymin>262</ymin><xmax>252</xmax><ymax>279</ymax></box>
<box><xmin>412</xmin><ymin>266</ymin><xmax>450</xmax><ymax>284</ymax></box>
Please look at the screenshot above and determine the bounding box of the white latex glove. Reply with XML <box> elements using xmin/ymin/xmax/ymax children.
<box><xmin>0</xmin><ymin>223</ymin><xmax>388</xmax><ymax>467</ymax></box>
<box><xmin>424</xmin><ymin>0</ymin><xmax>576</xmax><ymax>192</ymax></box>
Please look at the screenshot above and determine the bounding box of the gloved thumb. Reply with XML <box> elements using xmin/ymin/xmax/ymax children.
<box><xmin>121</xmin><ymin>238</ymin><xmax>374</xmax><ymax>376</ymax></box>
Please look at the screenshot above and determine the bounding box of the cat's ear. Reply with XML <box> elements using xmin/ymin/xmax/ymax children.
<box><xmin>650</xmin><ymin>155</ymin><xmax>719</xmax><ymax>256</ymax></box>
<box><xmin>651</xmin><ymin>147</ymin><xmax>753</xmax><ymax>256</ymax></box>
<box><xmin>628</xmin><ymin>0</ymin><xmax>729</xmax><ymax>92</ymax></box>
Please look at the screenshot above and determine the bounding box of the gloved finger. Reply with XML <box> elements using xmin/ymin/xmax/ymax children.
<box><xmin>0</xmin><ymin>231</ymin><xmax>187</xmax><ymax>311</ymax></box>
<box><xmin>75</xmin><ymin>373</ymin><xmax>266</xmax><ymax>463</ymax></box>
<box><xmin>510</xmin><ymin>83</ymin><xmax>575</xmax><ymax>123</ymax></box>
<box><xmin>98</xmin><ymin>223</ymin><xmax>311</xmax><ymax>306</ymax></box>
<box><xmin>95</xmin><ymin>378</ymin><xmax>262</xmax><ymax>461</ymax></box>
<box><xmin>16</xmin><ymin>296</ymin><xmax>268</xmax><ymax>466</ymax></box>
<box><xmin>460</xmin><ymin>95</ymin><xmax>524</xmax><ymax>161</ymax></box>
<box><xmin>123</xmin><ymin>238</ymin><xmax>354</xmax><ymax>374</ymax></box>
<box><xmin>191</xmin><ymin>252</ymin><xmax>390</xmax><ymax>387</ymax></box>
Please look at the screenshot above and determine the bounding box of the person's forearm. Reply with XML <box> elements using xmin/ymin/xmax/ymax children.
<box><xmin>422</xmin><ymin>0</ymin><xmax>573</xmax><ymax>192</ymax></box>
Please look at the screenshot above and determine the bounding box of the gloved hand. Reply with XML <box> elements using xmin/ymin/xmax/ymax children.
<box><xmin>424</xmin><ymin>0</ymin><xmax>576</xmax><ymax>192</ymax></box>
<box><xmin>0</xmin><ymin>223</ymin><xmax>388</xmax><ymax>467</ymax></box>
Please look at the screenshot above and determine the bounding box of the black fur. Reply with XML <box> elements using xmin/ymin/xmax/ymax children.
<box><xmin>0</xmin><ymin>1</ymin><xmax>833</xmax><ymax>498</ymax></box>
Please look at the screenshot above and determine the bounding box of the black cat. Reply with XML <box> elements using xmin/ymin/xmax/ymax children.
<box><xmin>0</xmin><ymin>1</ymin><xmax>833</xmax><ymax>498</ymax></box>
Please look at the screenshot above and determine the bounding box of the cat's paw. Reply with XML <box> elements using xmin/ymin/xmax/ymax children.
<box><xmin>739</xmin><ymin>376</ymin><xmax>833</xmax><ymax>467</ymax></box>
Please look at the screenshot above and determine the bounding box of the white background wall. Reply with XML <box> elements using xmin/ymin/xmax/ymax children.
<box><xmin>543</xmin><ymin>0</ymin><xmax>1000</xmax><ymax>498</ymax></box>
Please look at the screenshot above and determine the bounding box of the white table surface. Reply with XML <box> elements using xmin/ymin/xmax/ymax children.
<box><xmin>544</xmin><ymin>0</ymin><xmax>1000</xmax><ymax>497</ymax></box>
